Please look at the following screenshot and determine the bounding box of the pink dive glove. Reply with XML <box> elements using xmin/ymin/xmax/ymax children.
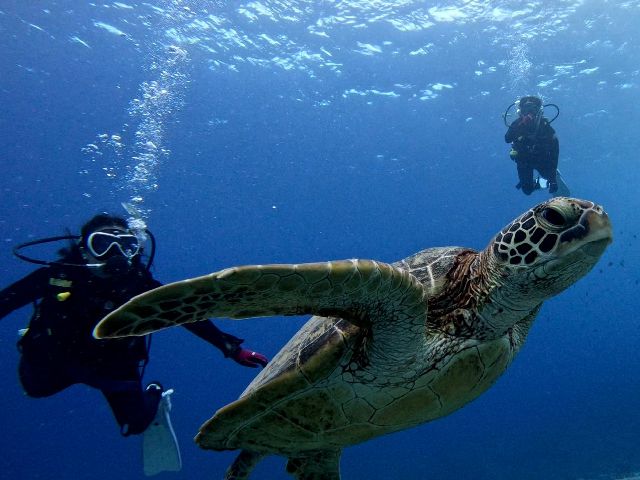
<box><xmin>231</xmin><ymin>348</ymin><xmax>268</xmax><ymax>368</ymax></box>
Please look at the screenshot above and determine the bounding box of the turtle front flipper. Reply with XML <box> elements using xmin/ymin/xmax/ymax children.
<box><xmin>93</xmin><ymin>260</ymin><xmax>428</xmax><ymax>340</ymax></box>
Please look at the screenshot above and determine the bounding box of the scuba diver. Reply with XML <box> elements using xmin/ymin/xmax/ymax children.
<box><xmin>504</xmin><ymin>95</ymin><xmax>566</xmax><ymax>196</ymax></box>
<box><xmin>0</xmin><ymin>213</ymin><xmax>268</xmax><ymax>475</ymax></box>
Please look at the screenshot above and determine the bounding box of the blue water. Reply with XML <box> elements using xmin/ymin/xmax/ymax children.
<box><xmin>1</xmin><ymin>1</ymin><xmax>638</xmax><ymax>479</ymax></box>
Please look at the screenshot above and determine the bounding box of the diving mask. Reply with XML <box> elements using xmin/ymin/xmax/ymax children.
<box><xmin>86</xmin><ymin>229</ymin><xmax>141</xmax><ymax>259</ymax></box>
<box><xmin>518</xmin><ymin>96</ymin><xmax>542</xmax><ymax>117</ymax></box>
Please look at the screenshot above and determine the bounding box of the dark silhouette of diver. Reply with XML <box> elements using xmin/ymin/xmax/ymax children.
<box><xmin>504</xmin><ymin>96</ymin><xmax>561</xmax><ymax>195</ymax></box>
<box><xmin>0</xmin><ymin>213</ymin><xmax>268</xmax><ymax>473</ymax></box>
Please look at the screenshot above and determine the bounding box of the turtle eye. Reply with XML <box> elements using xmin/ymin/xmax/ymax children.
<box><xmin>541</xmin><ymin>207</ymin><xmax>566</xmax><ymax>227</ymax></box>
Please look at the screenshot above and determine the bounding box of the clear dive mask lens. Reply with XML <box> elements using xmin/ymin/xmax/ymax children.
<box><xmin>87</xmin><ymin>230</ymin><xmax>140</xmax><ymax>259</ymax></box>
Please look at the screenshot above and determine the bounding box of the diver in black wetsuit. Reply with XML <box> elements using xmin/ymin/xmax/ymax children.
<box><xmin>505</xmin><ymin>96</ymin><xmax>560</xmax><ymax>195</ymax></box>
<box><xmin>0</xmin><ymin>213</ymin><xmax>268</xmax><ymax>437</ymax></box>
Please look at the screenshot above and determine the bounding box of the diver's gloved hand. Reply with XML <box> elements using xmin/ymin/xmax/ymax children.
<box><xmin>231</xmin><ymin>347</ymin><xmax>268</xmax><ymax>368</ymax></box>
<box><xmin>519</xmin><ymin>114</ymin><xmax>533</xmax><ymax>126</ymax></box>
<box><xmin>548</xmin><ymin>181</ymin><xmax>558</xmax><ymax>194</ymax></box>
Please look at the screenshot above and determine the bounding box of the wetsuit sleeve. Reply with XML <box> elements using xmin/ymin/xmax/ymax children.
<box><xmin>147</xmin><ymin>278</ymin><xmax>163</xmax><ymax>289</ymax></box>
<box><xmin>0</xmin><ymin>267</ymin><xmax>49</xmax><ymax>321</ymax></box>
<box><xmin>182</xmin><ymin>320</ymin><xmax>243</xmax><ymax>357</ymax></box>
<box><xmin>505</xmin><ymin>120</ymin><xmax>524</xmax><ymax>143</ymax></box>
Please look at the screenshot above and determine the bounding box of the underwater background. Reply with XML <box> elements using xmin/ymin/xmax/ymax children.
<box><xmin>0</xmin><ymin>1</ymin><xmax>638</xmax><ymax>479</ymax></box>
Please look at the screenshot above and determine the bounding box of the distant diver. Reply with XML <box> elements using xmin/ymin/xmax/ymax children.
<box><xmin>504</xmin><ymin>95</ymin><xmax>570</xmax><ymax>196</ymax></box>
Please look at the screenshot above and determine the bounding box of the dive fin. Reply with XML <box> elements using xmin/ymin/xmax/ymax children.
<box><xmin>554</xmin><ymin>170</ymin><xmax>571</xmax><ymax>197</ymax></box>
<box><xmin>540</xmin><ymin>171</ymin><xmax>571</xmax><ymax>197</ymax></box>
<box><xmin>143</xmin><ymin>389</ymin><xmax>182</xmax><ymax>476</ymax></box>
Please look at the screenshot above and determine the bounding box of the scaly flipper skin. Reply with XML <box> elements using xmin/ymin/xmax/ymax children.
<box><xmin>94</xmin><ymin>259</ymin><xmax>428</xmax><ymax>340</ymax></box>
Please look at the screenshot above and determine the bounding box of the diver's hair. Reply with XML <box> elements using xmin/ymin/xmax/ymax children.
<box><xmin>519</xmin><ymin>95</ymin><xmax>542</xmax><ymax>109</ymax></box>
<box><xmin>80</xmin><ymin>213</ymin><xmax>129</xmax><ymax>243</ymax></box>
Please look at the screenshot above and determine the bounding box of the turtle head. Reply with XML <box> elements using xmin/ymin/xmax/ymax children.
<box><xmin>488</xmin><ymin>197</ymin><xmax>612</xmax><ymax>304</ymax></box>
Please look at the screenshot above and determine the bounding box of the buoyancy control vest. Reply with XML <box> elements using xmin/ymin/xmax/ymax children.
<box><xmin>19</xmin><ymin>264</ymin><xmax>153</xmax><ymax>365</ymax></box>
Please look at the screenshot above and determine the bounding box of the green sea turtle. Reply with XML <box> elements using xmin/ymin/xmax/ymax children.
<box><xmin>95</xmin><ymin>197</ymin><xmax>612</xmax><ymax>480</ymax></box>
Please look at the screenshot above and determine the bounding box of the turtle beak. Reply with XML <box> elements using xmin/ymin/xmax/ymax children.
<box><xmin>580</xmin><ymin>208</ymin><xmax>613</xmax><ymax>257</ymax></box>
<box><xmin>556</xmin><ymin>205</ymin><xmax>613</xmax><ymax>259</ymax></box>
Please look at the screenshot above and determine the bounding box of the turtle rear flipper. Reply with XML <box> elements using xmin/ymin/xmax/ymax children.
<box><xmin>224</xmin><ymin>448</ymin><xmax>340</xmax><ymax>480</ymax></box>
<box><xmin>225</xmin><ymin>450</ymin><xmax>265</xmax><ymax>480</ymax></box>
<box><xmin>286</xmin><ymin>449</ymin><xmax>341</xmax><ymax>480</ymax></box>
